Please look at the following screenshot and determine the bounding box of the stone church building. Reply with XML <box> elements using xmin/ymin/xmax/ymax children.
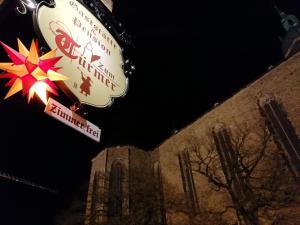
<box><xmin>85</xmin><ymin>8</ymin><xmax>300</xmax><ymax>225</ymax></box>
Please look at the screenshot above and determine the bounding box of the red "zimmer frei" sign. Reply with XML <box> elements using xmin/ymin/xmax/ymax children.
<box><xmin>45</xmin><ymin>98</ymin><xmax>101</xmax><ymax>142</ymax></box>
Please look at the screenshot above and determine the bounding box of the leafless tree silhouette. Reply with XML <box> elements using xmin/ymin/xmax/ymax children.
<box><xmin>188</xmin><ymin>120</ymin><xmax>300</xmax><ymax>225</ymax></box>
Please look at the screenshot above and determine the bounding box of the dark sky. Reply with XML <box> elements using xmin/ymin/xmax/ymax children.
<box><xmin>0</xmin><ymin>0</ymin><xmax>299</xmax><ymax>224</ymax></box>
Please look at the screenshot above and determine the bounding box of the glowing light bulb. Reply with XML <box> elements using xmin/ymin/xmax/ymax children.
<box><xmin>29</xmin><ymin>81</ymin><xmax>49</xmax><ymax>105</ymax></box>
<box><xmin>0</xmin><ymin>39</ymin><xmax>68</xmax><ymax>104</ymax></box>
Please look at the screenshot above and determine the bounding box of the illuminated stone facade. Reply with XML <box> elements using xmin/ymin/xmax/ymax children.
<box><xmin>84</xmin><ymin>146</ymin><xmax>165</xmax><ymax>225</ymax></box>
<box><xmin>155</xmin><ymin>52</ymin><xmax>300</xmax><ymax>225</ymax></box>
<box><xmin>85</xmin><ymin>52</ymin><xmax>300</xmax><ymax>225</ymax></box>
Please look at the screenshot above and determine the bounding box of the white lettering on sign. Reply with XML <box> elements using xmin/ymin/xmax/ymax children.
<box><xmin>45</xmin><ymin>98</ymin><xmax>101</xmax><ymax>142</ymax></box>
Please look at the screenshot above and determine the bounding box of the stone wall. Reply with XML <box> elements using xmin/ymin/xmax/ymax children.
<box><xmin>85</xmin><ymin>53</ymin><xmax>300</xmax><ymax>225</ymax></box>
<box><xmin>85</xmin><ymin>146</ymin><xmax>154</xmax><ymax>225</ymax></box>
<box><xmin>156</xmin><ymin>52</ymin><xmax>300</xmax><ymax>225</ymax></box>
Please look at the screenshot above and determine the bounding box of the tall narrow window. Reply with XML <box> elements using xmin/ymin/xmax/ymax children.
<box><xmin>259</xmin><ymin>94</ymin><xmax>300</xmax><ymax>177</ymax></box>
<box><xmin>212</xmin><ymin>124</ymin><xmax>250</xmax><ymax>203</ymax></box>
<box><xmin>153</xmin><ymin>162</ymin><xmax>166</xmax><ymax>225</ymax></box>
<box><xmin>213</xmin><ymin>124</ymin><xmax>258</xmax><ymax>225</ymax></box>
<box><xmin>90</xmin><ymin>171</ymin><xmax>109</xmax><ymax>225</ymax></box>
<box><xmin>108</xmin><ymin>162</ymin><xmax>124</xmax><ymax>218</ymax></box>
<box><xmin>178</xmin><ymin>149</ymin><xmax>199</xmax><ymax>215</ymax></box>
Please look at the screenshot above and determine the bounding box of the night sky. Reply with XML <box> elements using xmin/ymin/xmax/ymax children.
<box><xmin>0</xmin><ymin>0</ymin><xmax>299</xmax><ymax>224</ymax></box>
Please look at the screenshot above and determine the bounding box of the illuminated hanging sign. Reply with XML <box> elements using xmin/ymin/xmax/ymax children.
<box><xmin>34</xmin><ymin>0</ymin><xmax>128</xmax><ymax>108</ymax></box>
<box><xmin>0</xmin><ymin>39</ymin><xmax>68</xmax><ymax>104</ymax></box>
<box><xmin>100</xmin><ymin>0</ymin><xmax>113</xmax><ymax>12</ymax></box>
<box><xmin>45</xmin><ymin>97</ymin><xmax>101</xmax><ymax>142</ymax></box>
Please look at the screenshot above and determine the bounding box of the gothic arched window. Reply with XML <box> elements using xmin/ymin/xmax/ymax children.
<box><xmin>259</xmin><ymin>94</ymin><xmax>300</xmax><ymax>177</ymax></box>
<box><xmin>108</xmin><ymin>161</ymin><xmax>124</xmax><ymax>217</ymax></box>
<box><xmin>90</xmin><ymin>171</ymin><xmax>108</xmax><ymax>225</ymax></box>
<box><xmin>178</xmin><ymin>149</ymin><xmax>199</xmax><ymax>215</ymax></box>
<box><xmin>212</xmin><ymin>124</ymin><xmax>249</xmax><ymax>202</ymax></box>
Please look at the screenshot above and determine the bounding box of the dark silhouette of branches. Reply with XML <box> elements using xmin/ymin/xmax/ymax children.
<box><xmin>54</xmin><ymin>184</ymin><xmax>88</xmax><ymax>225</ymax></box>
<box><xmin>188</xmin><ymin>120</ymin><xmax>300</xmax><ymax>225</ymax></box>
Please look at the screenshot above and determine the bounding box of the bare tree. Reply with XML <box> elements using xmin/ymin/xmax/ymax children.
<box><xmin>163</xmin><ymin>180</ymin><xmax>231</xmax><ymax>225</ymax></box>
<box><xmin>54</xmin><ymin>183</ymin><xmax>87</xmax><ymax>225</ymax></box>
<box><xmin>189</xmin><ymin>120</ymin><xmax>300</xmax><ymax>225</ymax></box>
<box><xmin>54</xmin><ymin>197</ymin><xmax>86</xmax><ymax>225</ymax></box>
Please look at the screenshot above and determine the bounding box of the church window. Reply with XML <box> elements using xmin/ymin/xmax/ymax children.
<box><xmin>108</xmin><ymin>162</ymin><xmax>124</xmax><ymax>217</ymax></box>
<box><xmin>178</xmin><ymin>149</ymin><xmax>199</xmax><ymax>215</ymax></box>
<box><xmin>259</xmin><ymin>94</ymin><xmax>300</xmax><ymax>177</ymax></box>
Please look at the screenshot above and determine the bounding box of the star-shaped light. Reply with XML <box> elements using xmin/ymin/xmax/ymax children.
<box><xmin>0</xmin><ymin>39</ymin><xmax>68</xmax><ymax>104</ymax></box>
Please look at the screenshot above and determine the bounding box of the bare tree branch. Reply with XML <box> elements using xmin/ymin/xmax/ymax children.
<box><xmin>187</xmin><ymin>120</ymin><xmax>299</xmax><ymax>225</ymax></box>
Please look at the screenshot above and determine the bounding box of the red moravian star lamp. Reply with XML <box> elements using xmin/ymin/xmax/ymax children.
<box><xmin>0</xmin><ymin>39</ymin><xmax>68</xmax><ymax>104</ymax></box>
